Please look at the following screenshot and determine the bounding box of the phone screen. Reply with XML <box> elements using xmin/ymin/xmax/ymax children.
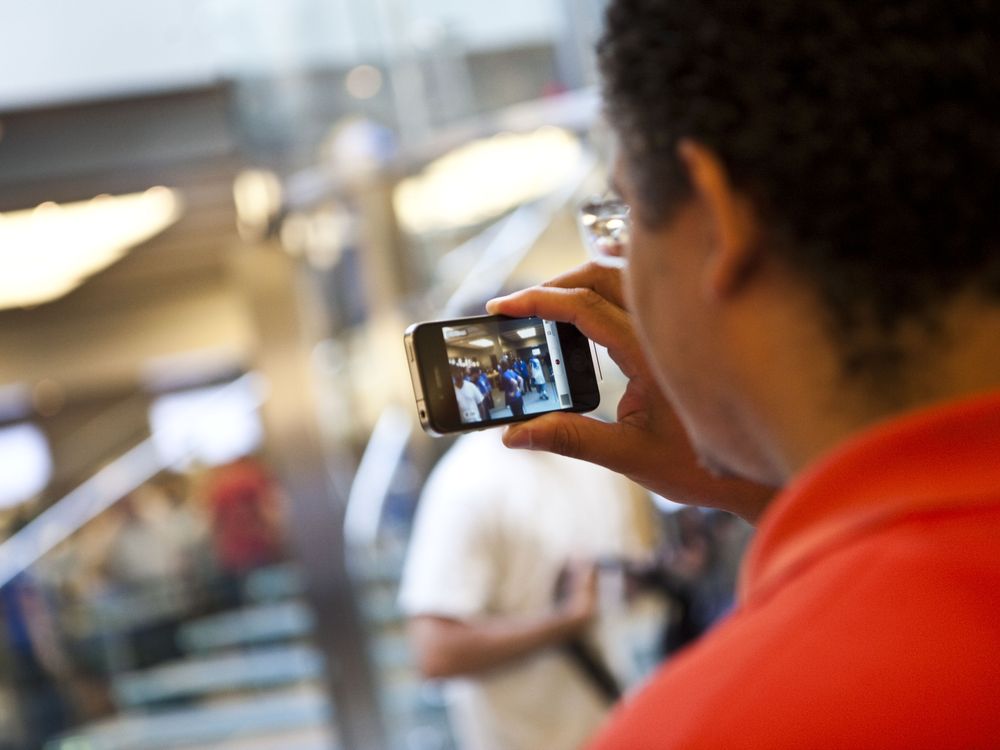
<box><xmin>442</xmin><ymin>316</ymin><xmax>574</xmax><ymax>425</ymax></box>
<box><xmin>406</xmin><ymin>313</ymin><xmax>599</xmax><ymax>436</ymax></box>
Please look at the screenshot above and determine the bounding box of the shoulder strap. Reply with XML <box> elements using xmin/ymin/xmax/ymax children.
<box><xmin>561</xmin><ymin>638</ymin><xmax>622</xmax><ymax>705</ymax></box>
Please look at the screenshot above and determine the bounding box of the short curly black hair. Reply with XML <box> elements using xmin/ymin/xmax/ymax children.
<box><xmin>599</xmin><ymin>0</ymin><xmax>1000</xmax><ymax>374</ymax></box>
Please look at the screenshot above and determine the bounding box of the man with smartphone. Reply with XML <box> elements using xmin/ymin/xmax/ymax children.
<box><xmin>486</xmin><ymin>1</ymin><xmax>1000</xmax><ymax>746</ymax></box>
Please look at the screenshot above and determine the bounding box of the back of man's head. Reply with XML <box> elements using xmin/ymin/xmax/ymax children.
<box><xmin>599</xmin><ymin>1</ymin><xmax>1000</xmax><ymax>377</ymax></box>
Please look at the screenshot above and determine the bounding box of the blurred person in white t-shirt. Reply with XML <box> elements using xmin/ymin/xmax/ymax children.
<box><xmin>399</xmin><ymin>429</ymin><xmax>662</xmax><ymax>750</ymax></box>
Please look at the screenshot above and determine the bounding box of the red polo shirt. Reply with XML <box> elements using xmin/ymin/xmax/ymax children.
<box><xmin>588</xmin><ymin>391</ymin><xmax>1000</xmax><ymax>749</ymax></box>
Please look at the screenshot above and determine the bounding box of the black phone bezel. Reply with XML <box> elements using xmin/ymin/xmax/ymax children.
<box><xmin>410</xmin><ymin>314</ymin><xmax>600</xmax><ymax>435</ymax></box>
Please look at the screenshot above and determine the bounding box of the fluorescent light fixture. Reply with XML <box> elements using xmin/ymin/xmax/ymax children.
<box><xmin>0</xmin><ymin>187</ymin><xmax>183</xmax><ymax>310</ymax></box>
<box><xmin>444</xmin><ymin>328</ymin><xmax>468</xmax><ymax>339</ymax></box>
<box><xmin>468</xmin><ymin>338</ymin><xmax>495</xmax><ymax>348</ymax></box>
<box><xmin>516</xmin><ymin>327</ymin><xmax>537</xmax><ymax>339</ymax></box>
<box><xmin>393</xmin><ymin>126</ymin><xmax>582</xmax><ymax>234</ymax></box>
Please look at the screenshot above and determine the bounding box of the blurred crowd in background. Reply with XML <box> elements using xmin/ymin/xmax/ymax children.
<box><xmin>1</xmin><ymin>443</ymin><xmax>752</xmax><ymax>748</ymax></box>
<box><xmin>1</xmin><ymin>458</ymin><xmax>288</xmax><ymax>747</ymax></box>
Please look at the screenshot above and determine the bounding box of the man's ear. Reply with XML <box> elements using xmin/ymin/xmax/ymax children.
<box><xmin>677</xmin><ymin>139</ymin><xmax>762</xmax><ymax>300</ymax></box>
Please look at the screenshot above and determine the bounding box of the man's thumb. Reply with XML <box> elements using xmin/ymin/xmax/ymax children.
<box><xmin>502</xmin><ymin>412</ymin><xmax>610</xmax><ymax>462</ymax></box>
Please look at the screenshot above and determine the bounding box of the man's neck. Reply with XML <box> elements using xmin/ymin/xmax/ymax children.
<box><xmin>776</xmin><ymin>297</ymin><xmax>1000</xmax><ymax>481</ymax></box>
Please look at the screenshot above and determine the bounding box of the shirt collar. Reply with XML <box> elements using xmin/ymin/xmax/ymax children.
<box><xmin>740</xmin><ymin>389</ymin><xmax>1000</xmax><ymax>604</ymax></box>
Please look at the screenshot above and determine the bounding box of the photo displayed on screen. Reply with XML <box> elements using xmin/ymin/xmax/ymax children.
<box><xmin>442</xmin><ymin>317</ymin><xmax>574</xmax><ymax>425</ymax></box>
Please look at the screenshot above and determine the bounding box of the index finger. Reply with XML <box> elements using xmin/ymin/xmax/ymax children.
<box><xmin>540</xmin><ymin>260</ymin><xmax>628</xmax><ymax>310</ymax></box>
<box><xmin>485</xmin><ymin>285</ymin><xmax>647</xmax><ymax>379</ymax></box>
<box><xmin>487</xmin><ymin>260</ymin><xmax>628</xmax><ymax>320</ymax></box>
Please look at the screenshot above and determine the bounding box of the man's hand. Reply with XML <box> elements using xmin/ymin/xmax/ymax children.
<box><xmin>408</xmin><ymin>563</ymin><xmax>599</xmax><ymax>680</ymax></box>
<box><xmin>486</xmin><ymin>261</ymin><xmax>775</xmax><ymax>523</ymax></box>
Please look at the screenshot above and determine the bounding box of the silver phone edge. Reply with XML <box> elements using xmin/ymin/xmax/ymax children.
<box><xmin>403</xmin><ymin>325</ymin><xmax>445</xmax><ymax>438</ymax></box>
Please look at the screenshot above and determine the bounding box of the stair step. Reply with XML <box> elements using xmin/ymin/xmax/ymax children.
<box><xmin>177</xmin><ymin>601</ymin><xmax>314</xmax><ymax>653</ymax></box>
<box><xmin>113</xmin><ymin>644</ymin><xmax>324</xmax><ymax>707</ymax></box>
<box><xmin>182</xmin><ymin>726</ymin><xmax>335</xmax><ymax>750</ymax></box>
<box><xmin>49</xmin><ymin>686</ymin><xmax>335</xmax><ymax>750</ymax></box>
<box><xmin>242</xmin><ymin>564</ymin><xmax>304</xmax><ymax>603</ymax></box>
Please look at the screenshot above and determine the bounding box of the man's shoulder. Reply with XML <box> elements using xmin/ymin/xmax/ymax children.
<box><xmin>588</xmin><ymin>511</ymin><xmax>1000</xmax><ymax>749</ymax></box>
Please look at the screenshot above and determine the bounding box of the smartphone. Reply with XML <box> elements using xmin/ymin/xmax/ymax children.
<box><xmin>404</xmin><ymin>314</ymin><xmax>601</xmax><ymax>436</ymax></box>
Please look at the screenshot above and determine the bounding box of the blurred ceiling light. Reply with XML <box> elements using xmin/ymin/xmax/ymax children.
<box><xmin>468</xmin><ymin>338</ymin><xmax>495</xmax><ymax>348</ymax></box>
<box><xmin>516</xmin><ymin>327</ymin><xmax>537</xmax><ymax>339</ymax></box>
<box><xmin>394</xmin><ymin>126</ymin><xmax>582</xmax><ymax>235</ymax></box>
<box><xmin>0</xmin><ymin>423</ymin><xmax>52</xmax><ymax>510</ymax></box>
<box><xmin>345</xmin><ymin>65</ymin><xmax>383</xmax><ymax>100</ymax></box>
<box><xmin>233</xmin><ymin>169</ymin><xmax>282</xmax><ymax>240</ymax></box>
<box><xmin>0</xmin><ymin>187</ymin><xmax>182</xmax><ymax>310</ymax></box>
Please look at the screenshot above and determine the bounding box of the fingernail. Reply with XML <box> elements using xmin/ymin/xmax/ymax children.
<box><xmin>485</xmin><ymin>298</ymin><xmax>504</xmax><ymax>314</ymax></box>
